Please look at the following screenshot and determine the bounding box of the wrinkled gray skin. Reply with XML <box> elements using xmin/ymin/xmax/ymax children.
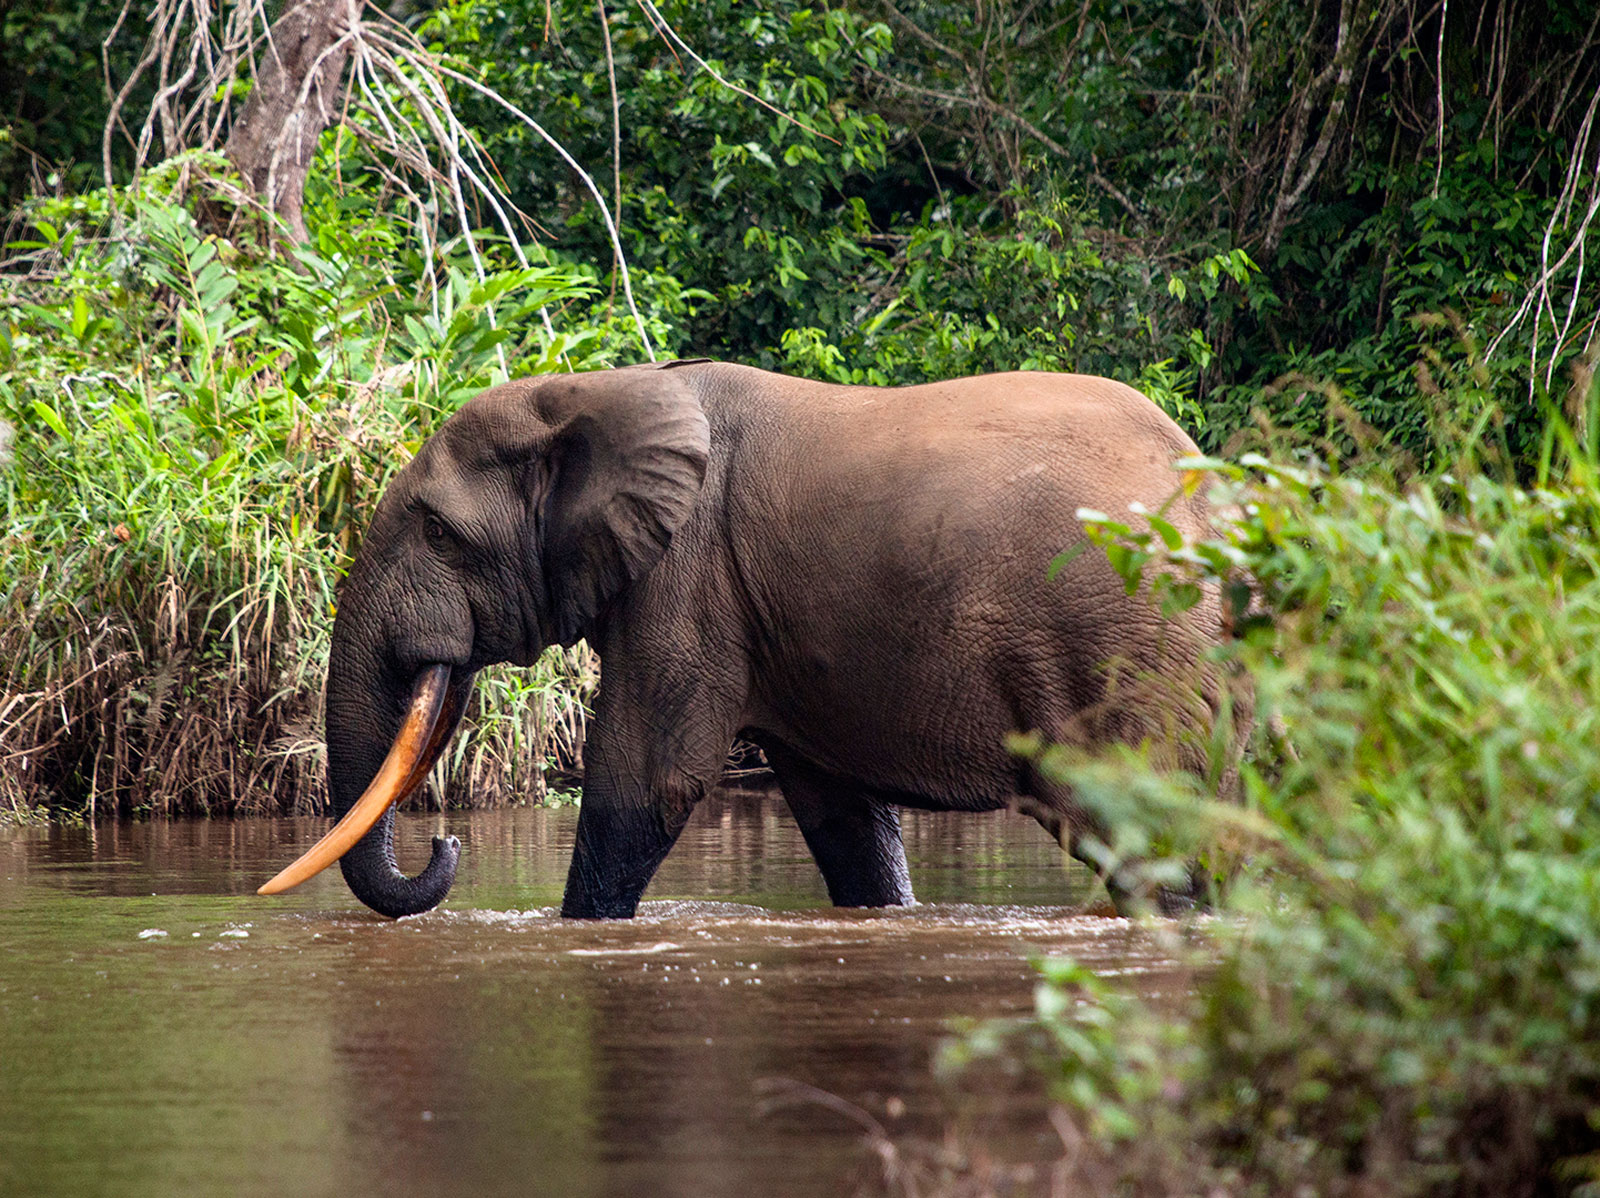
<box><xmin>326</xmin><ymin>361</ymin><xmax>1232</xmax><ymax>919</ymax></box>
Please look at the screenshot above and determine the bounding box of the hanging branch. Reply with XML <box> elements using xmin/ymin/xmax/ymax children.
<box><xmin>1263</xmin><ymin>0</ymin><xmax>1369</xmax><ymax>251</ymax></box>
<box><xmin>1430</xmin><ymin>0</ymin><xmax>1447</xmax><ymax>199</ymax></box>
<box><xmin>597</xmin><ymin>0</ymin><xmax>624</xmax><ymax>278</ymax></box>
<box><xmin>633</xmin><ymin>0</ymin><xmax>839</xmax><ymax>145</ymax></box>
<box><xmin>98</xmin><ymin>0</ymin><xmax>655</xmax><ymax>360</ymax></box>
<box><xmin>364</xmin><ymin>25</ymin><xmax>655</xmax><ymax>359</ymax></box>
<box><xmin>1486</xmin><ymin>88</ymin><xmax>1600</xmax><ymax>392</ymax></box>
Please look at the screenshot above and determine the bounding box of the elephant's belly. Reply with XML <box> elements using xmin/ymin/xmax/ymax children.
<box><xmin>734</xmin><ymin>529</ymin><xmax>1183</xmax><ymax>810</ymax></box>
<box><xmin>740</xmin><ymin>671</ymin><xmax>1028</xmax><ymax>813</ymax></box>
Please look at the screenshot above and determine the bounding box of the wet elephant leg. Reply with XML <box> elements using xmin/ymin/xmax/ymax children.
<box><xmin>1009</xmin><ymin>789</ymin><xmax>1103</xmax><ymax>903</ymax></box>
<box><xmin>562</xmin><ymin>784</ymin><xmax>701</xmax><ymax>918</ymax></box>
<box><xmin>1015</xmin><ymin>776</ymin><xmax>1204</xmax><ymax>917</ymax></box>
<box><xmin>561</xmin><ymin>674</ymin><xmax>737</xmax><ymax>920</ymax></box>
<box><xmin>765</xmin><ymin>746</ymin><xmax>914</xmax><ymax>908</ymax></box>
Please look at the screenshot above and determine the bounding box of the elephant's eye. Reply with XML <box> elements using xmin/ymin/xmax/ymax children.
<box><xmin>424</xmin><ymin>515</ymin><xmax>448</xmax><ymax>546</ymax></box>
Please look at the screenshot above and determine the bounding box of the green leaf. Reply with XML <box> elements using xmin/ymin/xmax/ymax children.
<box><xmin>1148</xmin><ymin>514</ymin><xmax>1184</xmax><ymax>551</ymax></box>
<box><xmin>1048</xmin><ymin>541</ymin><xmax>1088</xmax><ymax>580</ymax></box>
<box><xmin>31</xmin><ymin>399</ymin><xmax>69</xmax><ymax>438</ymax></box>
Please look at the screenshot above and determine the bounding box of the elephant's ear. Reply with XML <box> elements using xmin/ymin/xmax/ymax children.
<box><xmin>538</xmin><ymin>368</ymin><xmax>711</xmax><ymax>643</ymax></box>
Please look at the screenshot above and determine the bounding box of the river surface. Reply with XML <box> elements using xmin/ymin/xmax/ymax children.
<box><xmin>0</xmin><ymin>787</ymin><xmax>1182</xmax><ymax>1197</ymax></box>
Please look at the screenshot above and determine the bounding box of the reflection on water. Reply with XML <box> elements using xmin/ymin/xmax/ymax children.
<box><xmin>0</xmin><ymin>788</ymin><xmax>1176</xmax><ymax>1198</ymax></box>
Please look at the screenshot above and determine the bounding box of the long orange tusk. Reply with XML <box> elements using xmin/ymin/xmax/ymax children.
<box><xmin>258</xmin><ymin>664</ymin><xmax>453</xmax><ymax>896</ymax></box>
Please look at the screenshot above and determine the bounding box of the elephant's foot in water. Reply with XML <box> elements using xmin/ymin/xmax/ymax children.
<box><xmin>1013</xmin><ymin>791</ymin><xmax>1209</xmax><ymax>918</ymax></box>
<box><xmin>1103</xmin><ymin>858</ymin><xmax>1213</xmax><ymax>917</ymax></box>
<box><xmin>561</xmin><ymin>793</ymin><xmax>698</xmax><ymax>919</ymax></box>
<box><xmin>768</xmin><ymin>750</ymin><xmax>915</xmax><ymax>908</ymax></box>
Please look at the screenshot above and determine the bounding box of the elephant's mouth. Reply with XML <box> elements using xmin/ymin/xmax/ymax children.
<box><xmin>257</xmin><ymin>664</ymin><xmax>464</xmax><ymax>896</ymax></box>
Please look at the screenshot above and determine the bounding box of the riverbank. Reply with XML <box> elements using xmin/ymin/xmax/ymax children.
<box><xmin>0</xmin><ymin>176</ymin><xmax>618</xmax><ymax>822</ymax></box>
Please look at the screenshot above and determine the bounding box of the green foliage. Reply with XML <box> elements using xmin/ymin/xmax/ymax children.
<box><xmin>775</xmin><ymin>197</ymin><xmax>1102</xmax><ymax>385</ymax></box>
<box><xmin>1210</xmin><ymin>155</ymin><xmax>1582</xmax><ymax>463</ymax></box>
<box><xmin>0</xmin><ymin>163</ymin><xmax>614</xmax><ymax>816</ymax></box>
<box><xmin>1192</xmin><ymin>446</ymin><xmax>1600</xmax><ymax>1193</ymax></box>
<box><xmin>953</xmin><ymin>404</ymin><xmax>1600</xmax><ymax>1194</ymax></box>
<box><xmin>435</xmin><ymin>0</ymin><xmax>894</xmax><ymax>361</ymax></box>
<box><xmin>0</xmin><ymin>0</ymin><xmax>147</xmax><ymax>205</ymax></box>
<box><xmin>856</xmin><ymin>0</ymin><xmax>1600</xmax><ymax>456</ymax></box>
<box><xmin>942</xmin><ymin>957</ymin><xmax>1180</xmax><ymax>1144</ymax></box>
<box><xmin>22</xmin><ymin>0</ymin><xmax>1599</xmax><ymax>459</ymax></box>
<box><xmin>411</xmin><ymin>0</ymin><xmax>1600</xmax><ymax>462</ymax></box>
<box><xmin>421</xmin><ymin>0</ymin><xmax>1249</xmax><ymax>420</ymax></box>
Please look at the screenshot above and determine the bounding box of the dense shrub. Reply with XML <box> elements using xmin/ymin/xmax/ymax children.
<box><xmin>943</xmin><ymin>403</ymin><xmax>1600</xmax><ymax>1195</ymax></box>
<box><xmin>0</xmin><ymin>160</ymin><xmax>634</xmax><ymax>817</ymax></box>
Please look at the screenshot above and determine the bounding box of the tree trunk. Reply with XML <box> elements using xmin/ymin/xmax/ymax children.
<box><xmin>226</xmin><ymin>0</ymin><xmax>358</xmax><ymax>243</ymax></box>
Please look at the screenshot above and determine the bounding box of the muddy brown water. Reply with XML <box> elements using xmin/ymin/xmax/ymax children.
<box><xmin>0</xmin><ymin>787</ymin><xmax>1184</xmax><ymax>1198</ymax></box>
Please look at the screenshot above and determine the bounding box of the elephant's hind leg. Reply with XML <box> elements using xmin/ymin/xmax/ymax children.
<box><xmin>765</xmin><ymin>746</ymin><xmax>914</xmax><ymax>908</ymax></box>
<box><xmin>1013</xmin><ymin>778</ymin><xmax>1152</xmax><ymax>918</ymax></box>
<box><xmin>1015</xmin><ymin>781</ymin><xmax>1208</xmax><ymax>918</ymax></box>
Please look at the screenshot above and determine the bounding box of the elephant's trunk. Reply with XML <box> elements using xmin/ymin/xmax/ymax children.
<box><xmin>337</xmin><ymin>803</ymin><xmax>461</xmax><ymax>919</ymax></box>
<box><xmin>259</xmin><ymin>640</ymin><xmax>469</xmax><ymax>916</ymax></box>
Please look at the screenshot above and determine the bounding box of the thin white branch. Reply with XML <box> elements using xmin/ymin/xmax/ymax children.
<box><xmin>353</xmin><ymin>28</ymin><xmax>576</xmax><ymax>359</ymax></box>
<box><xmin>598</xmin><ymin>0</ymin><xmax>623</xmax><ymax>268</ymax></box>
<box><xmin>101</xmin><ymin>0</ymin><xmax>658</xmax><ymax>363</ymax></box>
<box><xmin>632</xmin><ymin>0</ymin><xmax>837</xmax><ymax>145</ymax></box>
<box><xmin>1431</xmin><ymin>0</ymin><xmax>1447</xmax><ymax>199</ymax></box>
<box><xmin>1486</xmin><ymin>85</ymin><xmax>1600</xmax><ymax>391</ymax></box>
<box><xmin>399</xmin><ymin>44</ymin><xmax>657</xmax><ymax>360</ymax></box>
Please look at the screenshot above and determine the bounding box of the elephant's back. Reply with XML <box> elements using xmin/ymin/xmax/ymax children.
<box><xmin>707</xmin><ymin>365</ymin><xmax>1212</xmax><ymax>564</ymax></box>
<box><xmin>698</xmin><ymin>363</ymin><xmax>1196</xmax><ymax>452</ymax></box>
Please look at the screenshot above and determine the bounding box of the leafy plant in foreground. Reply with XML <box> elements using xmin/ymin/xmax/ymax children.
<box><xmin>942</xmin><ymin>409</ymin><xmax>1600</xmax><ymax>1196</ymax></box>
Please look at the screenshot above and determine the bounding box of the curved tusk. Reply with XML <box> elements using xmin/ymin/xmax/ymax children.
<box><xmin>258</xmin><ymin>664</ymin><xmax>454</xmax><ymax>896</ymax></box>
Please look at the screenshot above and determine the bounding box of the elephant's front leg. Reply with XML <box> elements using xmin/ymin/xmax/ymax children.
<box><xmin>561</xmin><ymin>782</ymin><xmax>700</xmax><ymax>918</ymax></box>
<box><xmin>765</xmin><ymin>745</ymin><xmax>914</xmax><ymax>908</ymax></box>
<box><xmin>560</xmin><ymin>674</ymin><xmax>737</xmax><ymax>919</ymax></box>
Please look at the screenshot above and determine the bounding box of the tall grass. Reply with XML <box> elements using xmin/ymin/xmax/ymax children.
<box><xmin>0</xmin><ymin>161</ymin><xmax>629</xmax><ymax>819</ymax></box>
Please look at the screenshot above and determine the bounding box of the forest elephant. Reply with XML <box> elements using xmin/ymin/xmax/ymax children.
<box><xmin>258</xmin><ymin>360</ymin><xmax>1236</xmax><ymax>919</ymax></box>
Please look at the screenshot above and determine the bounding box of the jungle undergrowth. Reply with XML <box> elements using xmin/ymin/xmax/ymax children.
<box><xmin>0</xmin><ymin>163</ymin><xmax>637</xmax><ymax>818</ymax></box>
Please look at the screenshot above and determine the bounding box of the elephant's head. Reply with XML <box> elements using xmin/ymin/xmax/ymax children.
<box><xmin>259</xmin><ymin>365</ymin><xmax>710</xmax><ymax>916</ymax></box>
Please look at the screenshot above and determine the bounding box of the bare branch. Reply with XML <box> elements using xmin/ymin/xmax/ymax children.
<box><xmin>876</xmin><ymin>0</ymin><xmax>964</xmax><ymax>63</ymax></box>
<box><xmin>1431</xmin><ymin>0</ymin><xmax>1447</xmax><ymax>199</ymax></box>
<box><xmin>858</xmin><ymin>60</ymin><xmax>1071</xmax><ymax>159</ymax></box>
<box><xmin>1265</xmin><ymin>0</ymin><xmax>1368</xmax><ymax>251</ymax></box>
<box><xmin>597</xmin><ymin>0</ymin><xmax>624</xmax><ymax>277</ymax></box>
<box><xmin>1486</xmin><ymin>86</ymin><xmax>1600</xmax><ymax>390</ymax></box>
<box><xmin>377</xmin><ymin>33</ymin><xmax>657</xmax><ymax>358</ymax></box>
<box><xmin>99</xmin><ymin>0</ymin><xmax>661</xmax><ymax>362</ymax></box>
